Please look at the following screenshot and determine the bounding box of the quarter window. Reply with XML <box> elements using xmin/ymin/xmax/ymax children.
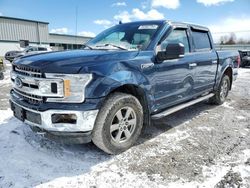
<box><xmin>161</xmin><ymin>29</ymin><xmax>190</xmax><ymax>53</ymax></box>
<box><xmin>192</xmin><ymin>30</ymin><xmax>211</xmax><ymax>51</ymax></box>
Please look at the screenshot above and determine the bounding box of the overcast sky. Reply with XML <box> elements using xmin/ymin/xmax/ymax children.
<box><xmin>0</xmin><ymin>0</ymin><xmax>250</xmax><ymax>40</ymax></box>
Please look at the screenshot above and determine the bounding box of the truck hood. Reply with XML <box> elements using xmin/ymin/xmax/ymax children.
<box><xmin>13</xmin><ymin>50</ymin><xmax>139</xmax><ymax>74</ymax></box>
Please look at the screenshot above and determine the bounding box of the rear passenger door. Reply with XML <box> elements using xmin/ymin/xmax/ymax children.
<box><xmin>190</xmin><ymin>29</ymin><xmax>218</xmax><ymax>93</ymax></box>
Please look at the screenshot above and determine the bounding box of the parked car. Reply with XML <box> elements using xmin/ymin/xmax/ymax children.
<box><xmin>0</xmin><ymin>58</ymin><xmax>4</xmax><ymax>80</ymax></box>
<box><xmin>10</xmin><ymin>20</ymin><xmax>240</xmax><ymax>154</ymax></box>
<box><xmin>5</xmin><ymin>46</ymin><xmax>52</xmax><ymax>62</ymax></box>
<box><xmin>239</xmin><ymin>50</ymin><xmax>250</xmax><ymax>67</ymax></box>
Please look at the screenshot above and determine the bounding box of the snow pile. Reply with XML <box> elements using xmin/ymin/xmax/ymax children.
<box><xmin>0</xmin><ymin>68</ymin><xmax>249</xmax><ymax>187</ymax></box>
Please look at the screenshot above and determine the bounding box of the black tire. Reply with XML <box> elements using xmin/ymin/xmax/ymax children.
<box><xmin>209</xmin><ymin>75</ymin><xmax>230</xmax><ymax>105</ymax></box>
<box><xmin>92</xmin><ymin>92</ymin><xmax>143</xmax><ymax>154</ymax></box>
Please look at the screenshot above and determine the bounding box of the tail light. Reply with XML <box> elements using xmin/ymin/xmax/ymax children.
<box><xmin>237</xmin><ymin>55</ymin><xmax>241</xmax><ymax>68</ymax></box>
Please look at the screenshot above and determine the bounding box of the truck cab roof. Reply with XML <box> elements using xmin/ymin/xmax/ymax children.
<box><xmin>119</xmin><ymin>20</ymin><xmax>209</xmax><ymax>32</ymax></box>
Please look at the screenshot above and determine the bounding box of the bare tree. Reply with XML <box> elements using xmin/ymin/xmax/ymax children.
<box><xmin>225</xmin><ymin>32</ymin><xmax>237</xmax><ymax>45</ymax></box>
<box><xmin>219</xmin><ymin>35</ymin><xmax>229</xmax><ymax>45</ymax></box>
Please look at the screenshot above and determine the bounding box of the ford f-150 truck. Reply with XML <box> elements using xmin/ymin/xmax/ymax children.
<box><xmin>10</xmin><ymin>20</ymin><xmax>239</xmax><ymax>154</ymax></box>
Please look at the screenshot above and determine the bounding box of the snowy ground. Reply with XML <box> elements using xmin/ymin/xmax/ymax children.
<box><xmin>0</xmin><ymin>60</ymin><xmax>249</xmax><ymax>188</ymax></box>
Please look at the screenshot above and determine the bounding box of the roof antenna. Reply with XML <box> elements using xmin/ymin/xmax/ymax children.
<box><xmin>119</xmin><ymin>21</ymin><xmax>122</xmax><ymax>24</ymax></box>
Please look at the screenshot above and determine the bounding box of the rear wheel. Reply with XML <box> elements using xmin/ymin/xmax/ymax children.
<box><xmin>209</xmin><ymin>74</ymin><xmax>230</xmax><ymax>105</ymax></box>
<box><xmin>92</xmin><ymin>92</ymin><xmax>143</xmax><ymax>154</ymax></box>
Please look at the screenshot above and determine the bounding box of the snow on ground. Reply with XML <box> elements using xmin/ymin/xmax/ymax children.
<box><xmin>0</xmin><ymin>62</ymin><xmax>250</xmax><ymax>188</ymax></box>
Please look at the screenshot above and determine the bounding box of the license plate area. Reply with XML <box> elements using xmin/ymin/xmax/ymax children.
<box><xmin>13</xmin><ymin>104</ymin><xmax>25</xmax><ymax>121</ymax></box>
<box><xmin>11</xmin><ymin>102</ymin><xmax>42</xmax><ymax>125</ymax></box>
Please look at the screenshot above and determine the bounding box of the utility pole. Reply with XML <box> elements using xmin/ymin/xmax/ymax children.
<box><xmin>75</xmin><ymin>6</ymin><xmax>78</xmax><ymax>46</ymax></box>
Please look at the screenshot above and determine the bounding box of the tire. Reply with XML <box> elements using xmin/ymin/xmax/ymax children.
<box><xmin>92</xmin><ymin>92</ymin><xmax>143</xmax><ymax>154</ymax></box>
<box><xmin>209</xmin><ymin>75</ymin><xmax>230</xmax><ymax>105</ymax></box>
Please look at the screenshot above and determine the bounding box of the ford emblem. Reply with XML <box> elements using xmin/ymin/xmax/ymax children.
<box><xmin>15</xmin><ymin>77</ymin><xmax>23</xmax><ymax>88</ymax></box>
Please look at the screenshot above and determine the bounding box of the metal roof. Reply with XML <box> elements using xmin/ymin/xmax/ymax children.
<box><xmin>49</xmin><ymin>33</ymin><xmax>92</xmax><ymax>39</ymax></box>
<box><xmin>0</xmin><ymin>16</ymin><xmax>49</xmax><ymax>24</ymax></box>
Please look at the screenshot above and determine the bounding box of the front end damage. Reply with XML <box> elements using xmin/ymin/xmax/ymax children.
<box><xmin>9</xmin><ymin>63</ymin><xmax>99</xmax><ymax>144</ymax></box>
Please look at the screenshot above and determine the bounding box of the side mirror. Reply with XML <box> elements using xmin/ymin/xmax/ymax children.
<box><xmin>157</xmin><ymin>43</ymin><xmax>185</xmax><ymax>62</ymax></box>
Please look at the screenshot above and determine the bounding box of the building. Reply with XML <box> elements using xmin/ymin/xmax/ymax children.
<box><xmin>0</xmin><ymin>16</ymin><xmax>92</xmax><ymax>57</ymax></box>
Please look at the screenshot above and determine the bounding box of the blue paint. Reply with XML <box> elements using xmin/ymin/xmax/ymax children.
<box><xmin>13</xmin><ymin>20</ymin><xmax>239</xmax><ymax>115</ymax></box>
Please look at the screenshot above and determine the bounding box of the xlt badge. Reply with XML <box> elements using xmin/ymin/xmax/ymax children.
<box><xmin>141</xmin><ymin>63</ymin><xmax>154</xmax><ymax>70</ymax></box>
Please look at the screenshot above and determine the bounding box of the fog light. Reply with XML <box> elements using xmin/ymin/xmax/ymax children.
<box><xmin>51</xmin><ymin>114</ymin><xmax>77</xmax><ymax>124</ymax></box>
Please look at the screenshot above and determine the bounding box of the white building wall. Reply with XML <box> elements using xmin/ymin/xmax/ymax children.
<box><xmin>49</xmin><ymin>34</ymin><xmax>91</xmax><ymax>45</ymax></box>
<box><xmin>0</xmin><ymin>17</ymin><xmax>49</xmax><ymax>43</ymax></box>
<box><xmin>0</xmin><ymin>17</ymin><xmax>92</xmax><ymax>57</ymax></box>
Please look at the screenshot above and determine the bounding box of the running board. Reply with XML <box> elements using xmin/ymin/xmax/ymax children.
<box><xmin>151</xmin><ymin>93</ymin><xmax>214</xmax><ymax>119</ymax></box>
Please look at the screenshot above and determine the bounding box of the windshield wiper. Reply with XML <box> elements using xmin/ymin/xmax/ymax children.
<box><xmin>82</xmin><ymin>44</ymin><xmax>93</xmax><ymax>50</ymax></box>
<box><xmin>96</xmin><ymin>43</ymin><xmax>128</xmax><ymax>50</ymax></box>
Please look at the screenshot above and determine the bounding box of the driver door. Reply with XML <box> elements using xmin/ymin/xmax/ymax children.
<box><xmin>154</xmin><ymin>28</ymin><xmax>196</xmax><ymax>111</ymax></box>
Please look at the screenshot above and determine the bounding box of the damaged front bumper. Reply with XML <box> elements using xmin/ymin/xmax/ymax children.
<box><xmin>10</xmin><ymin>99</ymin><xmax>99</xmax><ymax>144</ymax></box>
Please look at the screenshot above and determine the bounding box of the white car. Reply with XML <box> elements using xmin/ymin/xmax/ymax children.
<box><xmin>5</xmin><ymin>46</ymin><xmax>52</xmax><ymax>62</ymax></box>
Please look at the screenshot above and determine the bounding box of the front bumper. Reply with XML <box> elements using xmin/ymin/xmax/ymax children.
<box><xmin>10</xmin><ymin>99</ymin><xmax>99</xmax><ymax>143</ymax></box>
<box><xmin>30</xmin><ymin>126</ymin><xmax>93</xmax><ymax>144</ymax></box>
<box><xmin>242</xmin><ymin>56</ymin><xmax>250</xmax><ymax>66</ymax></box>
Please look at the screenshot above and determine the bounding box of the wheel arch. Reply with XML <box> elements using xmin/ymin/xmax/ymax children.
<box><xmin>222</xmin><ymin>66</ymin><xmax>233</xmax><ymax>90</ymax></box>
<box><xmin>108</xmin><ymin>84</ymin><xmax>151</xmax><ymax>128</ymax></box>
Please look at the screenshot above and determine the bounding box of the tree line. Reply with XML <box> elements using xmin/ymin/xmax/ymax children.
<box><xmin>219</xmin><ymin>32</ymin><xmax>250</xmax><ymax>45</ymax></box>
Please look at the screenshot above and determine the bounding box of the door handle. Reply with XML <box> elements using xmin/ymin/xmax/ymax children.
<box><xmin>189</xmin><ymin>63</ymin><xmax>197</xmax><ymax>68</ymax></box>
<box><xmin>212</xmin><ymin>60</ymin><xmax>217</xmax><ymax>64</ymax></box>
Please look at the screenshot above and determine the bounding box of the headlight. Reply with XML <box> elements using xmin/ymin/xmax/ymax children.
<box><xmin>45</xmin><ymin>73</ymin><xmax>92</xmax><ymax>103</ymax></box>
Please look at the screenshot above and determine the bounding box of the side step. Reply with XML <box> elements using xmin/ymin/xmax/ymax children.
<box><xmin>151</xmin><ymin>93</ymin><xmax>214</xmax><ymax>119</ymax></box>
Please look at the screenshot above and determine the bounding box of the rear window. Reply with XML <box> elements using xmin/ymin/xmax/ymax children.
<box><xmin>192</xmin><ymin>30</ymin><xmax>211</xmax><ymax>51</ymax></box>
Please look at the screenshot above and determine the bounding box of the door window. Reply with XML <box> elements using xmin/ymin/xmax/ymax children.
<box><xmin>161</xmin><ymin>29</ymin><xmax>190</xmax><ymax>53</ymax></box>
<box><xmin>192</xmin><ymin>30</ymin><xmax>211</xmax><ymax>51</ymax></box>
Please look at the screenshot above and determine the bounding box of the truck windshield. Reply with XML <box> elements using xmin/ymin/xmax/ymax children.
<box><xmin>84</xmin><ymin>23</ymin><xmax>161</xmax><ymax>51</ymax></box>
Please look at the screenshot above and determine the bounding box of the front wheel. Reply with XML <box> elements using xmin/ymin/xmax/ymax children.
<box><xmin>209</xmin><ymin>75</ymin><xmax>230</xmax><ymax>105</ymax></box>
<box><xmin>92</xmin><ymin>92</ymin><xmax>143</xmax><ymax>154</ymax></box>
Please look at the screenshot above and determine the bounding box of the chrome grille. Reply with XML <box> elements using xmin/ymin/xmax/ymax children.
<box><xmin>13</xmin><ymin>65</ymin><xmax>42</xmax><ymax>78</ymax></box>
<box><xmin>11</xmin><ymin>66</ymin><xmax>64</xmax><ymax>105</ymax></box>
<box><xmin>13</xmin><ymin>89</ymin><xmax>44</xmax><ymax>105</ymax></box>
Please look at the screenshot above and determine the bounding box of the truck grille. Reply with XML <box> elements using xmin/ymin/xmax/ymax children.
<box><xmin>11</xmin><ymin>65</ymin><xmax>64</xmax><ymax>106</ymax></box>
<box><xmin>13</xmin><ymin>89</ymin><xmax>44</xmax><ymax>105</ymax></box>
<box><xmin>13</xmin><ymin>65</ymin><xmax>42</xmax><ymax>78</ymax></box>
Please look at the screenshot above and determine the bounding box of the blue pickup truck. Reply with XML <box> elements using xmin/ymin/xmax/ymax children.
<box><xmin>10</xmin><ymin>20</ymin><xmax>239</xmax><ymax>154</ymax></box>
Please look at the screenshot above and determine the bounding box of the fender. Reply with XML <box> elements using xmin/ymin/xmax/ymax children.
<box><xmin>85</xmin><ymin>70</ymin><xmax>154</xmax><ymax>108</ymax></box>
<box><xmin>214</xmin><ymin>58</ymin><xmax>234</xmax><ymax>90</ymax></box>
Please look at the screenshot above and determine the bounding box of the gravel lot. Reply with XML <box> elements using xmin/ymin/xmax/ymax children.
<box><xmin>0</xmin><ymin>60</ymin><xmax>249</xmax><ymax>188</ymax></box>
